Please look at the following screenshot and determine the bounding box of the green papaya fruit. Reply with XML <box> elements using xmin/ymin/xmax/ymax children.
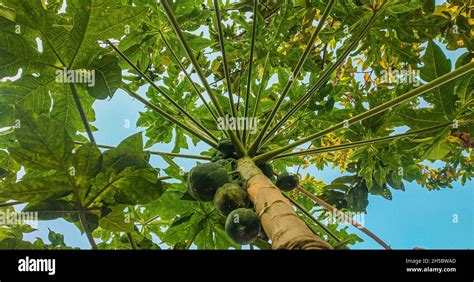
<box><xmin>276</xmin><ymin>172</ymin><xmax>299</xmax><ymax>192</ymax></box>
<box><xmin>214</xmin><ymin>183</ymin><xmax>248</xmax><ymax>217</ymax></box>
<box><xmin>225</xmin><ymin>208</ymin><xmax>260</xmax><ymax>245</ymax></box>
<box><xmin>186</xmin><ymin>162</ymin><xmax>229</xmax><ymax>202</ymax></box>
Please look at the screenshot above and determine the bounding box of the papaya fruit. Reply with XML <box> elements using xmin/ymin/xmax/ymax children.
<box><xmin>214</xmin><ymin>183</ymin><xmax>248</xmax><ymax>217</ymax></box>
<box><xmin>276</xmin><ymin>172</ymin><xmax>299</xmax><ymax>192</ymax></box>
<box><xmin>217</xmin><ymin>138</ymin><xmax>236</xmax><ymax>157</ymax></box>
<box><xmin>186</xmin><ymin>163</ymin><xmax>229</xmax><ymax>202</ymax></box>
<box><xmin>225</xmin><ymin>208</ymin><xmax>260</xmax><ymax>245</ymax></box>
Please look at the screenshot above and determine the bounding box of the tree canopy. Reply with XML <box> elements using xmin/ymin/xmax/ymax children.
<box><xmin>0</xmin><ymin>0</ymin><xmax>472</xmax><ymax>250</ymax></box>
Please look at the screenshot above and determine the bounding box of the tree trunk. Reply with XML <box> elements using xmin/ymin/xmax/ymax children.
<box><xmin>237</xmin><ymin>157</ymin><xmax>332</xmax><ymax>250</ymax></box>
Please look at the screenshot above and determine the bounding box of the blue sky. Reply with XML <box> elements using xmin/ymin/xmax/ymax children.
<box><xmin>20</xmin><ymin>0</ymin><xmax>473</xmax><ymax>249</ymax></box>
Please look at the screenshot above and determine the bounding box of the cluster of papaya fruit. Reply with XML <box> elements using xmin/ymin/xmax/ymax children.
<box><xmin>186</xmin><ymin>139</ymin><xmax>299</xmax><ymax>245</ymax></box>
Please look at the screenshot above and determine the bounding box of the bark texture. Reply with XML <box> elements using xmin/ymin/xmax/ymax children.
<box><xmin>237</xmin><ymin>157</ymin><xmax>332</xmax><ymax>250</ymax></box>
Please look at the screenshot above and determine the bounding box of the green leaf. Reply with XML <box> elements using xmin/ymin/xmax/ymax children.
<box><xmin>183</xmin><ymin>32</ymin><xmax>212</xmax><ymax>52</ymax></box>
<box><xmin>345</xmin><ymin>184</ymin><xmax>369</xmax><ymax>212</ymax></box>
<box><xmin>386</xmin><ymin>0</ymin><xmax>424</xmax><ymax>15</ymax></box>
<box><xmin>103</xmin><ymin>145</ymin><xmax>150</xmax><ymax>174</ymax></box>
<box><xmin>23</xmin><ymin>200</ymin><xmax>76</xmax><ymax>220</ymax></box>
<box><xmin>0</xmin><ymin>16</ymin><xmax>53</xmax><ymax>77</ymax></box>
<box><xmin>403</xmin><ymin>165</ymin><xmax>423</xmax><ymax>182</ymax></box>
<box><xmin>114</xmin><ymin>178</ymin><xmax>166</xmax><ymax>205</ymax></box>
<box><xmin>388</xmin><ymin>171</ymin><xmax>405</xmax><ymax>191</ymax></box>
<box><xmin>0</xmin><ymin>176</ymin><xmax>71</xmax><ymax>202</ymax></box>
<box><xmin>85</xmin><ymin>167</ymin><xmax>157</xmax><ymax>205</ymax></box>
<box><xmin>50</xmin><ymin>84</ymin><xmax>97</xmax><ymax>136</ymax></box>
<box><xmin>455</xmin><ymin>73</ymin><xmax>472</xmax><ymax>105</ymax></box>
<box><xmin>48</xmin><ymin>229</ymin><xmax>66</xmax><ymax>247</ymax></box>
<box><xmin>9</xmin><ymin>107</ymin><xmax>73</xmax><ymax>170</ymax></box>
<box><xmin>331</xmin><ymin>176</ymin><xmax>358</xmax><ymax>185</ymax></box>
<box><xmin>73</xmin><ymin>143</ymin><xmax>103</xmax><ymax>179</ymax></box>
<box><xmin>161</xmin><ymin>154</ymin><xmax>186</xmax><ymax>182</ymax></box>
<box><xmin>172</xmin><ymin>129</ymin><xmax>189</xmax><ymax>153</ymax></box>
<box><xmin>420</xmin><ymin>41</ymin><xmax>455</xmax><ymax>120</ymax></box>
<box><xmin>118</xmin><ymin>132</ymin><xmax>144</xmax><ymax>151</ymax></box>
<box><xmin>0</xmin><ymin>150</ymin><xmax>20</xmax><ymax>182</ymax></box>
<box><xmin>423</xmin><ymin>132</ymin><xmax>452</xmax><ymax>160</ymax></box>
<box><xmin>85</xmin><ymin>55</ymin><xmax>122</xmax><ymax>99</ymax></box>
<box><xmin>0</xmin><ymin>227</ymin><xmax>15</xmax><ymax>241</ymax></box>
<box><xmin>0</xmin><ymin>75</ymin><xmax>53</xmax><ymax>128</ymax></box>
<box><xmin>99</xmin><ymin>209</ymin><xmax>135</xmax><ymax>233</ymax></box>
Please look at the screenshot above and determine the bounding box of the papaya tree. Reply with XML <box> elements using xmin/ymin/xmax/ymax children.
<box><xmin>0</xmin><ymin>0</ymin><xmax>472</xmax><ymax>250</ymax></box>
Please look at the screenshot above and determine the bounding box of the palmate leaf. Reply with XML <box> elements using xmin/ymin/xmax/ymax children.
<box><xmin>0</xmin><ymin>71</ymin><xmax>97</xmax><ymax>138</ymax></box>
<box><xmin>148</xmin><ymin>187</ymin><xmax>240</xmax><ymax>250</ymax></box>
<box><xmin>84</xmin><ymin>166</ymin><xmax>157</xmax><ymax>205</ymax></box>
<box><xmin>99</xmin><ymin>208</ymin><xmax>135</xmax><ymax>233</ymax></box>
<box><xmin>73</xmin><ymin>142</ymin><xmax>103</xmax><ymax>193</ymax></box>
<box><xmin>5</xmin><ymin>109</ymin><xmax>162</xmax><ymax>208</ymax></box>
<box><xmin>59</xmin><ymin>0</ymin><xmax>145</xmax><ymax>68</ymax></box>
<box><xmin>0</xmin><ymin>15</ymin><xmax>55</xmax><ymax>77</ymax></box>
<box><xmin>82</xmin><ymin>133</ymin><xmax>163</xmax><ymax>206</ymax></box>
<box><xmin>102</xmin><ymin>133</ymin><xmax>151</xmax><ymax>173</ymax></box>
<box><xmin>23</xmin><ymin>200</ymin><xmax>77</xmax><ymax>221</ymax></box>
<box><xmin>393</xmin><ymin>41</ymin><xmax>469</xmax><ymax>161</ymax></box>
<box><xmin>0</xmin><ymin>75</ymin><xmax>53</xmax><ymax>128</ymax></box>
<box><xmin>9</xmin><ymin>106</ymin><xmax>73</xmax><ymax>170</ymax></box>
<box><xmin>113</xmin><ymin>176</ymin><xmax>166</xmax><ymax>205</ymax></box>
<box><xmin>73</xmin><ymin>143</ymin><xmax>103</xmax><ymax>180</ymax></box>
<box><xmin>48</xmin><ymin>229</ymin><xmax>67</xmax><ymax>247</ymax></box>
<box><xmin>50</xmin><ymin>83</ymin><xmax>97</xmax><ymax>135</ymax></box>
<box><xmin>0</xmin><ymin>0</ymin><xmax>140</xmax><ymax>100</ymax></box>
<box><xmin>0</xmin><ymin>176</ymin><xmax>71</xmax><ymax>202</ymax></box>
<box><xmin>1</xmin><ymin>108</ymin><xmax>77</xmax><ymax>204</ymax></box>
<box><xmin>420</xmin><ymin>40</ymin><xmax>455</xmax><ymax>120</ymax></box>
<box><xmin>0</xmin><ymin>150</ymin><xmax>20</xmax><ymax>183</ymax></box>
<box><xmin>85</xmin><ymin>55</ymin><xmax>122</xmax><ymax>100</ymax></box>
<box><xmin>1</xmin><ymin>0</ymin><xmax>145</xmax><ymax>67</ymax></box>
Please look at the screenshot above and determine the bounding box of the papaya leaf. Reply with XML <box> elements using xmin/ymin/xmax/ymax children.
<box><xmin>48</xmin><ymin>229</ymin><xmax>67</xmax><ymax>247</ymax></box>
<box><xmin>73</xmin><ymin>143</ymin><xmax>103</xmax><ymax>180</ymax></box>
<box><xmin>99</xmin><ymin>209</ymin><xmax>135</xmax><ymax>233</ymax></box>
<box><xmin>420</xmin><ymin>41</ymin><xmax>455</xmax><ymax>120</ymax></box>
<box><xmin>23</xmin><ymin>200</ymin><xmax>77</xmax><ymax>221</ymax></box>
<box><xmin>0</xmin><ymin>176</ymin><xmax>72</xmax><ymax>202</ymax></box>
<box><xmin>85</xmin><ymin>55</ymin><xmax>122</xmax><ymax>100</ymax></box>
<box><xmin>9</xmin><ymin>107</ymin><xmax>73</xmax><ymax>170</ymax></box>
<box><xmin>0</xmin><ymin>75</ymin><xmax>53</xmax><ymax>128</ymax></box>
<box><xmin>114</xmin><ymin>178</ymin><xmax>166</xmax><ymax>205</ymax></box>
